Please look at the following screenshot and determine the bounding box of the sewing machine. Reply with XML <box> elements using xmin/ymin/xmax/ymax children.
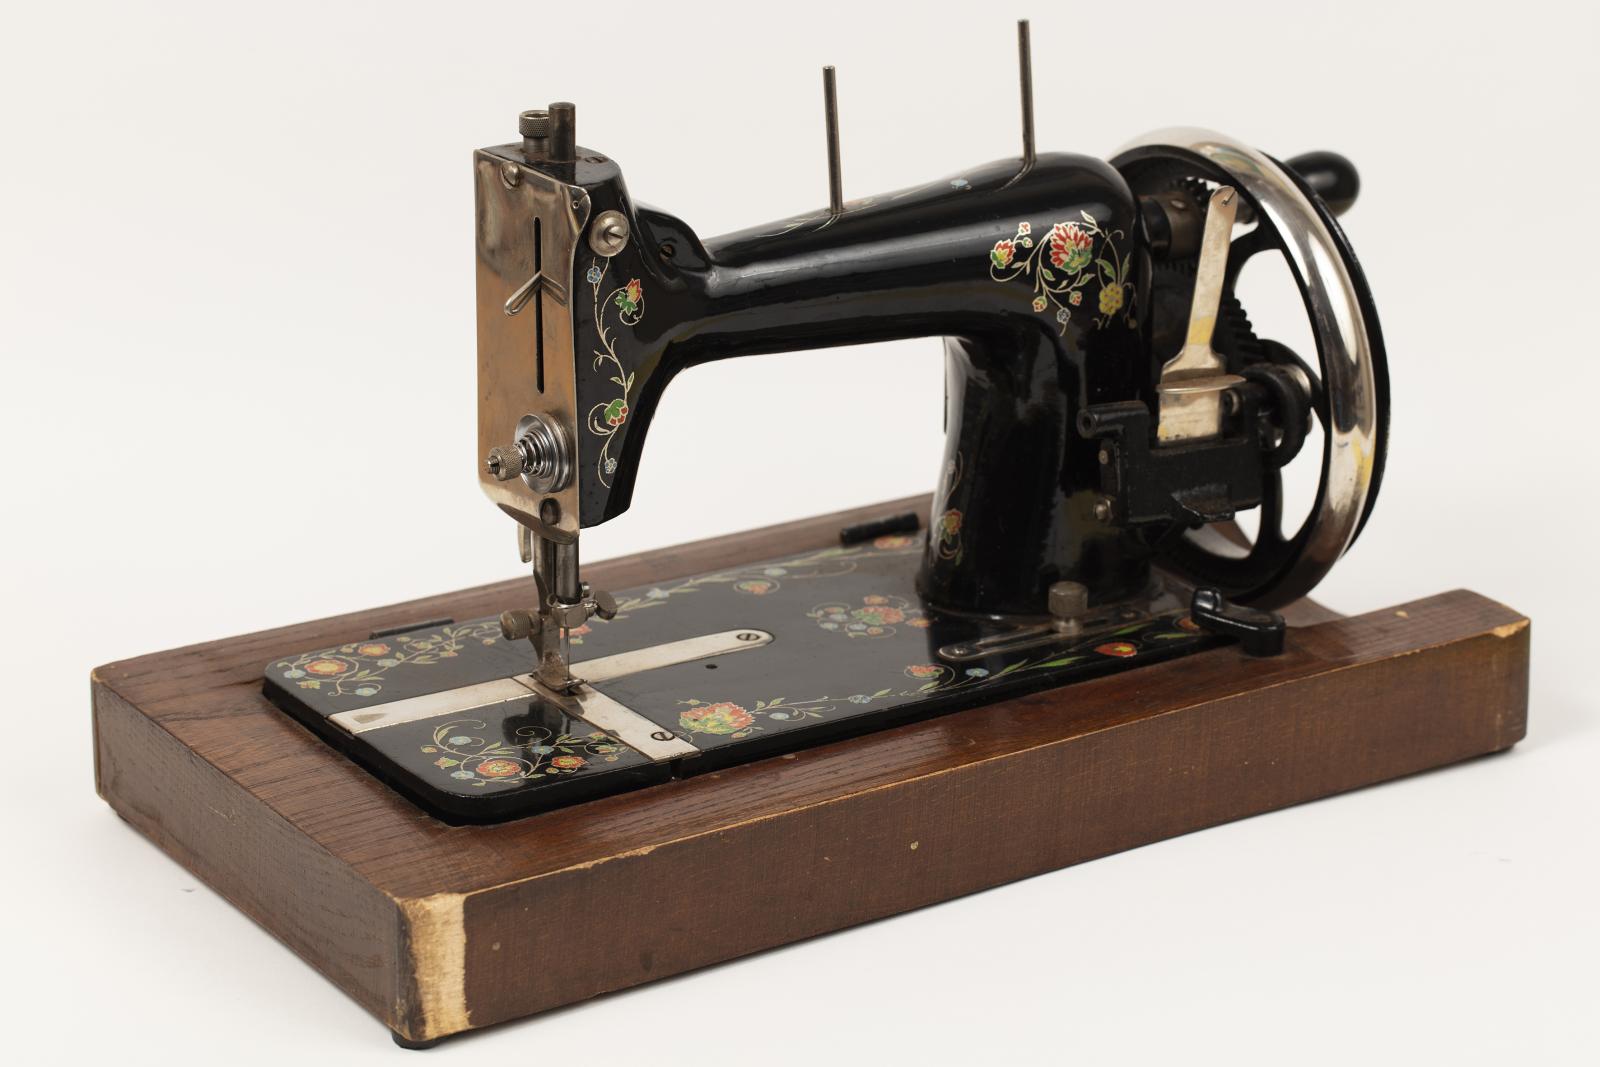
<box><xmin>264</xmin><ymin>24</ymin><xmax>1383</xmax><ymax>823</ymax></box>
<box><xmin>93</xmin><ymin>22</ymin><xmax>1527</xmax><ymax>1047</ymax></box>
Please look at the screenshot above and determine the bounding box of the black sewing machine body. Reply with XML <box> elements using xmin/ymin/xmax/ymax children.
<box><xmin>271</xmin><ymin>72</ymin><xmax>1387</xmax><ymax>823</ymax></box>
<box><xmin>558</xmin><ymin>149</ymin><xmax>1155</xmax><ymax>614</ymax></box>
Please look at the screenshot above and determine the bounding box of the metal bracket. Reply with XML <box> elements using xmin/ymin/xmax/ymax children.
<box><xmin>937</xmin><ymin>585</ymin><xmax>1183</xmax><ymax>663</ymax></box>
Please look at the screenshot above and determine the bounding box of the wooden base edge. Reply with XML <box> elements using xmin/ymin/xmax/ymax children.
<box><xmin>91</xmin><ymin>502</ymin><xmax>1530</xmax><ymax>1044</ymax></box>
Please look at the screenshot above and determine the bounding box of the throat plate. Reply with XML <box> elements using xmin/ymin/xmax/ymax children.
<box><xmin>264</xmin><ymin>537</ymin><xmax>1217</xmax><ymax>822</ymax></box>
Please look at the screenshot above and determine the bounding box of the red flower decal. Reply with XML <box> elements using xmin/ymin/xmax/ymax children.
<box><xmin>852</xmin><ymin>606</ymin><xmax>906</xmax><ymax>626</ymax></box>
<box><xmin>1047</xmin><ymin>222</ymin><xmax>1094</xmax><ymax>273</ymax></box>
<box><xmin>305</xmin><ymin>658</ymin><xmax>351</xmax><ymax>676</ymax></box>
<box><xmin>549</xmin><ymin>755</ymin><xmax>586</xmax><ymax>770</ymax></box>
<box><xmin>679</xmin><ymin>702</ymin><xmax>755</xmax><ymax>735</ymax></box>
<box><xmin>1095</xmin><ymin>641</ymin><xmax>1137</xmax><ymax>658</ymax></box>
<box><xmin>477</xmin><ymin>758</ymin><xmax>523</xmax><ymax>778</ymax></box>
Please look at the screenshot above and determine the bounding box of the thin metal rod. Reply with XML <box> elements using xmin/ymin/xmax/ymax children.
<box><xmin>823</xmin><ymin>65</ymin><xmax>843</xmax><ymax>214</ymax></box>
<box><xmin>1017</xmin><ymin>20</ymin><xmax>1036</xmax><ymax>167</ymax></box>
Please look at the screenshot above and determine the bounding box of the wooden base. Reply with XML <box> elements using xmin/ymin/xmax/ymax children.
<box><xmin>91</xmin><ymin>497</ymin><xmax>1530</xmax><ymax>1046</ymax></box>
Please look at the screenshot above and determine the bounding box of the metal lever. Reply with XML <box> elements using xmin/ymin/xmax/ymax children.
<box><xmin>1156</xmin><ymin>185</ymin><xmax>1246</xmax><ymax>443</ymax></box>
<box><xmin>504</xmin><ymin>270</ymin><xmax>542</xmax><ymax>316</ymax></box>
<box><xmin>1190</xmin><ymin>587</ymin><xmax>1286</xmax><ymax>656</ymax></box>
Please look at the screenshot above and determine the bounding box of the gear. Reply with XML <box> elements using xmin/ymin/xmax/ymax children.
<box><xmin>1147</xmin><ymin>260</ymin><xmax>1265</xmax><ymax>374</ymax></box>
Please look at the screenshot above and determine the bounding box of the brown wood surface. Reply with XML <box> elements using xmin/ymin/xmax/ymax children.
<box><xmin>92</xmin><ymin>496</ymin><xmax>1530</xmax><ymax>1044</ymax></box>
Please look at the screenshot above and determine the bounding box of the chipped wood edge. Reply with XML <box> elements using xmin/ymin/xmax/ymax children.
<box><xmin>1491</xmin><ymin>617</ymin><xmax>1531</xmax><ymax>639</ymax></box>
<box><xmin>396</xmin><ymin>893</ymin><xmax>469</xmax><ymax>1042</ymax></box>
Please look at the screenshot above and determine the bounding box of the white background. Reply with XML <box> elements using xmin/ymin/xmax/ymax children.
<box><xmin>3</xmin><ymin>0</ymin><xmax>1596</xmax><ymax>1062</ymax></box>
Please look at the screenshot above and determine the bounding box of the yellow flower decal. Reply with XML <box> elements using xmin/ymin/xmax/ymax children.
<box><xmin>1098</xmin><ymin>283</ymin><xmax>1124</xmax><ymax>317</ymax></box>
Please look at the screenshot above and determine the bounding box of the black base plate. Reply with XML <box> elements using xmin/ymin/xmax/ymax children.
<box><xmin>265</xmin><ymin>536</ymin><xmax>1217</xmax><ymax>822</ymax></box>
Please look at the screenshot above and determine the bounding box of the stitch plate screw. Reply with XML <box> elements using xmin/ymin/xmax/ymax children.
<box><xmin>650</xmin><ymin>730</ymin><xmax>674</xmax><ymax>742</ymax></box>
<box><xmin>736</xmin><ymin>632</ymin><xmax>762</xmax><ymax>642</ymax></box>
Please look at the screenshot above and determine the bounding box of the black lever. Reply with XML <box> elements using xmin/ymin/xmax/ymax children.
<box><xmin>1190</xmin><ymin>587</ymin><xmax>1286</xmax><ymax>657</ymax></box>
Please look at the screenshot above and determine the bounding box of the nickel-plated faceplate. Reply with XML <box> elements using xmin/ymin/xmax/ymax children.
<box><xmin>474</xmin><ymin>146</ymin><xmax>589</xmax><ymax>541</ymax></box>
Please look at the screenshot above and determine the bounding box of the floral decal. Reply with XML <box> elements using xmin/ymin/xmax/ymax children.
<box><xmin>421</xmin><ymin>719</ymin><xmax>622</xmax><ymax>787</ymax></box>
<box><xmin>932</xmin><ymin>452</ymin><xmax>964</xmax><ymax>563</ymax></box>
<box><xmin>734</xmin><ymin>579</ymin><xmax>777</xmax><ymax>595</ymax></box>
<box><xmin>989</xmin><ymin>211</ymin><xmax>1135</xmax><ymax>334</ymax></box>
<box><xmin>667</xmin><ymin>610</ymin><xmax>1203</xmax><ymax>744</ymax></box>
<box><xmin>675</xmin><ymin>695</ymin><xmax>885</xmax><ymax>739</ymax></box>
<box><xmin>678</xmin><ymin>701</ymin><xmax>756</xmax><ymax>736</ymax></box>
<box><xmin>273</xmin><ymin>620</ymin><xmax>500</xmax><ymax>699</ymax></box>
<box><xmin>1050</xmin><ymin>221</ymin><xmax>1095</xmax><ymax>273</ymax></box>
<box><xmin>476</xmin><ymin>758</ymin><xmax>523</xmax><ymax>778</ymax></box>
<box><xmin>615</xmin><ymin>278</ymin><xmax>642</xmax><ymax>317</ymax></box>
<box><xmin>586</xmin><ymin>257</ymin><xmax>644</xmax><ymax>488</ymax></box>
<box><xmin>602</xmin><ymin>539</ymin><xmax>922</xmax><ymax>621</ymax></box>
<box><xmin>936</xmin><ymin>509</ymin><xmax>962</xmax><ymax>559</ymax></box>
<box><xmin>808</xmin><ymin>593</ymin><xmax>926</xmax><ymax>639</ymax></box>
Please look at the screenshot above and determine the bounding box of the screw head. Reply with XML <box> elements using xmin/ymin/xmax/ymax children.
<box><xmin>1048</xmin><ymin>581</ymin><xmax>1090</xmax><ymax>621</ymax></box>
<box><xmin>1093</xmin><ymin>497</ymin><xmax>1114</xmax><ymax>524</ymax></box>
<box><xmin>485</xmin><ymin>445</ymin><xmax>525</xmax><ymax>481</ymax></box>
<box><xmin>499</xmin><ymin>161</ymin><xmax>520</xmax><ymax>188</ymax></box>
<box><xmin>519</xmin><ymin>110</ymin><xmax>550</xmax><ymax>138</ymax></box>
<box><xmin>589</xmin><ymin>210</ymin><xmax>630</xmax><ymax>257</ymax></box>
<box><xmin>499</xmin><ymin>609</ymin><xmax>536</xmax><ymax>641</ymax></box>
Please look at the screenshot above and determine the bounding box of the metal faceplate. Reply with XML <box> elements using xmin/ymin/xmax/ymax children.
<box><xmin>474</xmin><ymin>148</ymin><xmax>589</xmax><ymax>539</ymax></box>
<box><xmin>1115</xmin><ymin>128</ymin><xmax>1385</xmax><ymax>607</ymax></box>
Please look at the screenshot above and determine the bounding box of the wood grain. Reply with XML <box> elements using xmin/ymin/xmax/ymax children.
<box><xmin>92</xmin><ymin>496</ymin><xmax>1529</xmax><ymax>1044</ymax></box>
